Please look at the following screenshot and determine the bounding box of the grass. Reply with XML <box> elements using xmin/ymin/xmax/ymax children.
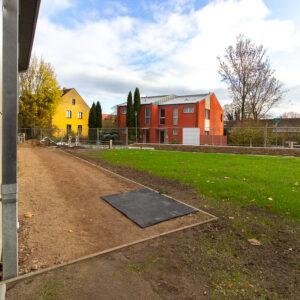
<box><xmin>82</xmin><ymin>149</ymin><xmax>300</xmax><ymax>220</ymax></box>
<box><xmin>36</xmin><ymin>280</ymin><xmax>64</xmax><ymax>300</ymax></box>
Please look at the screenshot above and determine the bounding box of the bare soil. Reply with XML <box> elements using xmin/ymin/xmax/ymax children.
<box><xmin>7</xmin><ymin>146</ymin><xmax>299</xmax><ymax>299</ymax></box>
<box><xmin>17</xmin><ymin>144</ymin><xmax>212</xmax><ymax>274</ymax></box>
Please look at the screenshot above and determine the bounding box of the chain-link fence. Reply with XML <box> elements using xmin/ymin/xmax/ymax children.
<box><xmin>18</xmin><ymin>126</ymin><xmax>300</xmax><ymax>148</ymax></box>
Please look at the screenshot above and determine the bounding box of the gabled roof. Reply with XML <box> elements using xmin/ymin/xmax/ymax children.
<box><xmin>61</xmin><ymin>88</ymin><xmax>90</xmax><ymax>109</ymax></box>
<box><xmin>158</xmin><ymin>94</ymin><xmax>210</xmax><ymax>105</ymax></box>
<box><xmin>119</xmin><ymin>93</ymin><xmax>210</xmax><ymax>106</ymax></box>
<box><xmin>62</xmin><ymin>88</ymin><xmax>73</xmax><ymax>96</ymax></box>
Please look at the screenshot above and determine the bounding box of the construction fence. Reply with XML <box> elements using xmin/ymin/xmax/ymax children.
<box><xmin>18</xmin><ymin>126</ymin><xmax>300</xmax><ymax>148</ymax></box>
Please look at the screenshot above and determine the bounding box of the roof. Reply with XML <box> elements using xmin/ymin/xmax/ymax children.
<box><xmin>119</xmin><ymin>93</ymin><xmax>210</xmax><ymax>106</ymax></box>
<box><xmin>19</xmin><ymin>0</ymin><xmax>41</xmax><ymax>72</ymax></box>
<box><xmin>61</xmin><ymin>88</ymin><xmax>90</xmax><ymax>109</ymax></box>
<box><xmin>62</xmin><ymin>88</ymin><xmax>73</xmax><ymax>96</ymax></box>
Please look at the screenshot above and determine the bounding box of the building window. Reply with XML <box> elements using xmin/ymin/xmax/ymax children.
<box><xmin>220</xmin><ymin>113</ymin><xmax>223</xmax><ymax>122</ymax></box>
<box><xmin>159</xmin><ymin>109</ymin><xmax>165</xmax><ymax>125</ymax></box>
<box><xmin>205</xmin><ymin>109</ymin><xmax>210</xmax><ymax>120</ymax></box>
<box><xmin>66</xmin><ymin>124</ymin><xmax>72</xmax><ymax>133</ymax></box>
<box><xmin>78</xmin><ymin>125</ymin><xmax>82</xmax><ymax>135</ymax></box>
<box><xmin>173</xmin><ymin>108</ymin><xmax>178</xmax><ymax>125</ymax></box>
<box><xmin>78</xmin><ymin>112</ymin><xmax>83</xmax><ymax>119</ymax></box>
<box><xmin>205</xmin><ymin>130</ymin><xmax>209</xmax><ymax>136</ymax></box>
<box><xmin>122</xmin><ymin>107</ymin><xmax>127</xmax><ymax>114</ymax></box>
<box><xmin>183</xmin><ymin>107</ymin><xmax>194</xmax><ymax>113</ymax></box>
<box><xmin>72</xmin><ymin>99</ymin><xmax>76</xmax><ymax>105</ymax></box>
<box><xmin>145</xmin><ymin>107</ymin><xmax>151</xmax><ymax>125</ymax></box>
<box><xmin>66</xmin><ymin>110</ymin><xmax>72</xmax><ymax>118</ymax></box>
<box><xmin>173</xmin><ymin>128</ymin><xmax>178</xmax><ymax>135</ymax></box>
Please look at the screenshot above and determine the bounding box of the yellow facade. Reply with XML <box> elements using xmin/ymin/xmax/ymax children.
<box><xmin>52</xmin><ymin>88</ymin><xmax>90</xmax><ymax>136</ymax></box>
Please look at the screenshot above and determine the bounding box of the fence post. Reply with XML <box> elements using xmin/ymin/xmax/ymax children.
<box><xmin>125</xmin><ymin>128</ymin><xmax>128</xmax><ymax>146</ymax></box>
<box><xmin>264</xmin><ymin>125</ymin><xmax>267</xmax><ymax>147</ymax></box>
<box><xmin>96</xmin><ymin>128</ymin><xmax>100</xmax><ymax>145</ymax></box>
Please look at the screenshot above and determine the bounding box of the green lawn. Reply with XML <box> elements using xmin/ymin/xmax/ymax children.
<box><xmin>83</xmin><ymin>149</ymin><xmax>300</xmax><ymax>220</ymax></box>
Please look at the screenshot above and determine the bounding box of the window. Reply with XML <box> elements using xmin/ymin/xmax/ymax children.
<box><xmin>122</xmin><ymin>107</ymin><xmax>127</xmax><ymax>114</ymax></box>
<box><xmin>173</xmin><ymin>128</ymin><xmax>178</xmax><ymax>135</ymax></box>
<box><xmin>183</xmin><ymin>107</ymin><xmax>194</xmax><ymax>113</ymax></box>
<box><xmin>205</xmin><ymin>130</ymin><xmax>209</xmax><ymax>136</ymax></box>
<box><xmin>66</xmin><ymin>110</ymin><xmax>72</xmax><ymax>118</ymax></box>
<box><xmin>205</xmin><ymin>109</ymin><xmax>210</xmax><ymax>120</ymax></box>
<box><xmin>72</xmin><ymin>99</ymin><xmax>76</xmax><ymax>105</ymax></box>
<box><xmin>145</xmin><ymin>108</ymin><xmax>151</xmax><ymax>125</ymax></box>
<box><xmin>159</xmin><ymin>109</ymin><xmax>165</xmax><ymax>125</ymax></box>
<box><xmin>66</xmin><ymin>124</ymin><xmax>72</xmax><ymax>133</ymax></box>
<box><xmin>173</xmin><ymin>108</ymin><xmax>178</xmax><ymax>125</ymax></box>
<box><xmin>78</xmin><ymin>112</ymin><xmax>83</xmax><ymax>119</ymax></box>
<box><xmin>78</xmin><ymin>125</ymin><xmax>82</xmax><ymax>134</ymax></box>
<box><xmin>220</xmin><ymin>113</ymin><xmax>223</xmax><ymax>122</ymax></box>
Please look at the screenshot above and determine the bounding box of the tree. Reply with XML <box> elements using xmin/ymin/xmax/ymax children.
<box><xmin>126</xmin><ymin>91</ymin><xmax>134</xmax><ymax>128</ymax></box>
<box><xmin>88</xmin><ymin>103</ymin><xmax>97</xmax><ymax>128</ymax></box>
<box><xmin>133</xmin><ymin>87</ymin><xmax>141</xmax><ymax>128</ymax></box>
<box><xmin>95</xmin><ymin>101</ymin><xmax>102</xmax><ymax>128</ymax></box>
<box><xmin>19</xmin><ymin>55</ymin><xmax>62</xmax><ymax>128</ymax></box>
<box><xmin>218</xmin><ymin>35</ymin><xmax>284</xmax><ymax>121</ymax></box>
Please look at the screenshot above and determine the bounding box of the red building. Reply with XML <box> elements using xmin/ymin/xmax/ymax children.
<box><xmin>117</xmin><ymin>93</ymin><xmax>226</xmax><ymax>145</ymax></box>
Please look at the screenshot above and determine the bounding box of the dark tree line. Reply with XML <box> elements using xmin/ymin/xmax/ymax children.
<box><xmin>88</xmin><ymin>101</ymin><xmax>102</xmax><ymax>128</ymax></box>
<box><xmin>88</xmin><ymin>101</ymin><xmax>102</xmax><ymax>141</ymax></box>
<box><xmin>126</xmin><ymin>87</ymin><xmax>141</xmax><ymax>141</ymax></box>
<box><xmin>126</xmin><ymin>87</ymin><xmax>141</xmax><ymax>128</ymax></box>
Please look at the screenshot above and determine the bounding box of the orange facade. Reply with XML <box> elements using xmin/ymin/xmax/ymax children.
<box><xmin>117</xmin><ymin>93</ymin><xmax>226</xmax><ymax>145</ymax></box>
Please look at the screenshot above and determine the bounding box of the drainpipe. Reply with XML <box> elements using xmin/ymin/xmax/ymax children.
<box><xmin>1</xmin><ymin>0</ymin><xmax>19</xmax><ymax>279</ymax></box>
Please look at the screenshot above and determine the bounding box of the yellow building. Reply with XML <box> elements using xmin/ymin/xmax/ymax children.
<box><xmin>52</xmin><ymin>88</ymin><xmax>90</xmax><ymax>136</ymax></box>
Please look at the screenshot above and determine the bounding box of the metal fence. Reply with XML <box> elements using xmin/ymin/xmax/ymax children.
<box><xmin>18</xmin><ymin>126</ymin><xmax>300</xmax><ymax>148</ymax></box>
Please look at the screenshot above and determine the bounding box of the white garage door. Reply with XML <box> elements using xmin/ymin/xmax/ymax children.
<box><xmin>183</xmin><ymin>128</ymin><xmax>200</xmax><ymax>145</ymax></box>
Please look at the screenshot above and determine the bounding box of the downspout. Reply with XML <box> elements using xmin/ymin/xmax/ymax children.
<box><xmin>1</xmin><ymin>0</ymin><xmax>19</xmax><ymax>279</ymax></box>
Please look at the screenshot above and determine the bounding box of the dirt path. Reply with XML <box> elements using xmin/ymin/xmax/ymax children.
<box><xmin>18</xmin><ymin>144</ymin><xmax>212</xmax><ymax>274</ymax></box>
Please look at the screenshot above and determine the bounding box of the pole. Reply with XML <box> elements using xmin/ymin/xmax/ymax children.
<box><xmin>1</xmin><ymin>0</ymin><xmax>19</xmax><ymax>279</ymax></box>
<box><xmin>135</xmin><ymin>111</ymin><xmax>137</xmax><ymax>143</ymax></box>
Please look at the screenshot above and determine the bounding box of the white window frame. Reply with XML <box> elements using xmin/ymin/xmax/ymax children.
<box><xmin>145</xmin><ymin>107</ymin><xmax>151</xmax><ymax>125</ymax></box>
<box><xmin>78</xmin><ymin>111</ymin><xmax>83</xmax><ymax>119</ymax></box>
<box><xmin>66</xmin><ymin>110</ymin><xmax>72</xmax><ymax>118</ymax></box>
<box><xmin>205</xmin><ymin>109</ymin><xmax>210</xmax><ymax>120</ymax></box>
<box><xmin>159</xmin><ymin>109</ymin><xmax>165</xmax><ymax>125</ymax></box>
<box><xmin>122</xmin><ymin>107</ymin><xmax>127</xmax><ymax>114</ymax></box>
<box><xmin>183</xmin><ymin>107</ymin><xmax>194</xmax><ymax>113</ymax></box>
<box><xmin>173</xmin><ymin>128</ymin><xmax>178</xmax><ymax>135</ymax></box>
<box><xmin>173</xmin><ymin>108</ymin><xmax>178</xmax><ymax>125</ymax></box>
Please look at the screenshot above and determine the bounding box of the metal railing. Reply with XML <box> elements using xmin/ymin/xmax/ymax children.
<box><xmin>18</xmin><ymin>126</ymin><xmax>300</xmax><ymax>148</ymax></box>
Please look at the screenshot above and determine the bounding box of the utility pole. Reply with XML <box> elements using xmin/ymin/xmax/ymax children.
<box><xmin>135</xmin><ymin>111</ymin><xmax>138</xmax><ymax>143</ymax></box>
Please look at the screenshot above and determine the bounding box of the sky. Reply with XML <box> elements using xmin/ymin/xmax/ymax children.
<box><xmin>33</xmin><ymin>0</ymin><xmax>300</xmax><ymax>115</ymax></box>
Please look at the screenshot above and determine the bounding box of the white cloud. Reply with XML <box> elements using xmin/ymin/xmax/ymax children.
<box><xmin>39</xmin><ymin>0</ymin><xmax>74</xmax><ymax>17</ymax></box>
<box><xmin>33</xmin><ymin>0</ymin><xmax>300</xmax><ymax>114</ymax></box>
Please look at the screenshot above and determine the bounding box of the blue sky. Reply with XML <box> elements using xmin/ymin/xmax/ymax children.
<box><xmin>33</xmin><ymin>0</ymin><xmax>300</xmax><ymax>115</ymax></box>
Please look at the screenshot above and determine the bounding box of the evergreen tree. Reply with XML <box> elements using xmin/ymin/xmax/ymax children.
<box><xmin>133</xmin><ymin>87</ymin><xmax>141</xmax><ymax>128</ymax></box>
<box><xmin>88</xmin><ymin>102</ymin><xmax>97</xmax><ymax>142</ymax></box>
<box><xmin>95</xmin><ymin>101</ymin><xmax>102</xmax><ymax>128</ymax></box>
<box><xmin>88</xmin><ymin>103</ymin><xmax>96</xmax><ymax>128</ymax></box>
<box><xmin>126</xmin><ymin>91</ymin><xmax>134</xmax><ymax>128</ymax></box>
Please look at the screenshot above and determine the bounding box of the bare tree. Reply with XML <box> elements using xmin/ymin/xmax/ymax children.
<box><xmin>218</xmin><ymin>35</ymin><xmax>284</xmax><ymax>121</ymax></box>
<box><xmin>281</xmin><ymin>111</ymin><xmax>300</xmax><ymax>119</ymax></box>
